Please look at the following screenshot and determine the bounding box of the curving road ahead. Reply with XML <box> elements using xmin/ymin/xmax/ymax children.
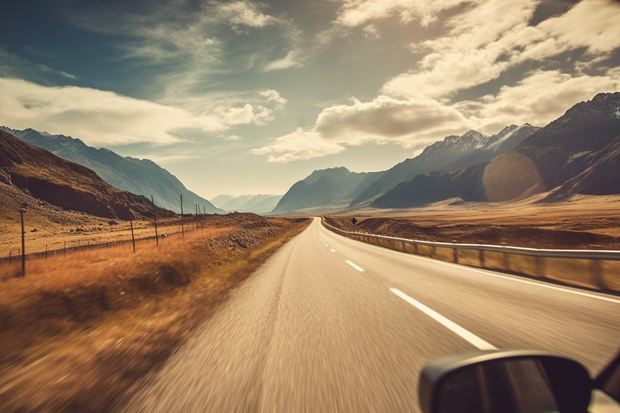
<box><xmin>123</xmin><ymin>217</ymin><xmax>620</xmax><ymax>413</ymax></box>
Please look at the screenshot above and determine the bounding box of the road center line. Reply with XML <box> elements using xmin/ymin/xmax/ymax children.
<box><xmin>331</xmin><ymin>249</ymin><xmax>336</xmax><ymax>252</ymax></box>
<box><xmin>390</xmin><ymin>288</ymin><xmax>497</xmax><ymax>350</ymax></box>
<box><xmin>346</xmin><ymin>260</ymin><xmax>364</xmax><ymax>271</ymax></box>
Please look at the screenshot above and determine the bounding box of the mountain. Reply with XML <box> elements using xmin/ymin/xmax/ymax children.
<box><xmin>237</xmin><ymin>194</ymin><xmax>273</xmax><ymax>210</ymax></box>
<box><xmin>210</xmin><ymin>194</ymin><xmax>234</xmax><ymax>208</ymax></box>
<box><xmin>273</xmin><ymin>167</ymin><xmax>384</xmax><ymax>213</ymax></box>
<box><xmin>248</xmin><ymin>195</ymin><xmax>283</xmax><ymax>214</ymax></box>
<box><xmin>0</xmin><ymin>127</ymin><xmax>224</xmax><ymax>214</ymax></box>
<box><xmin>221</xmin><ymin>195</ymin><xmax>255</xmax><ymax>211</ymax></box>
<box><xmin>373</xmin><ymin>92</ymin><xmax>620</xmax><ymax>207</ymax></box>
<box><xmin>210</xmin><ymin>194</ymin><xmax>284</xmax><ymax>213</ymax></box>
<box><xmin>0</xmin><ymin>129</ymin><xmax>168</xmax><ymax>220</ymax></box>
<box><xmin>350</xmin><ymin>125</ymin><xmax>539</xmax><ymax>205</ymax></box>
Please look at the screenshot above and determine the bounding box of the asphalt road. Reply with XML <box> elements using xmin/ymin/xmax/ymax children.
<box><xmin>123</xmin><ymin>217</ymin><xmax>620</xmax><ymax>413</ymax></box>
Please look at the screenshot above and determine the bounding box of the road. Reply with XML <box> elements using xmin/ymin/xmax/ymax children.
<box><xmin>122</xmin><ymin>217</ymin><xmax>620</xmax><ymax>412</ymax></box>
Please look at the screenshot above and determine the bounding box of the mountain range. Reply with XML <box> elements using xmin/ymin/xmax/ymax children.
<box><xmin>0</xmin><ymin>129</ymin><xmax>166</xmax><ymax>220</ymax></box>
<box><xmin>0</xmin><ymin>126</ymin><xmax>224</xmax><ymax>214</ymax></box>
<box><xmin>274</xmin><ymin>124</ymin><xmax>540</xmax><ymax>213</ymax></box>
<box><xmin>275</xmin><ymin>92</ymin><xmax>620</xmax><ymax>213</ymax></box>
<box><xmin>372</xmin><ymin>92</ymin><xmax>620</xmax><ymax>207</ymax></box>
<box><xmin>210</xmin><ymin>194</ymin><xmax>283</xmax><ymax>214</ymax></box>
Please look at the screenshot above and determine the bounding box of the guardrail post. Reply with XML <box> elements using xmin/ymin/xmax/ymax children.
<box><xmin>479</xmin><ymin>249</ymin><xmax>485</xmax><ymax>268</ymax></box>
<box><xmin>591</xmin><ymin>259</ymin><xmax>605</xmax><ymax>290</ymax></box>
<box><xmin>535</xmin><ymin>256</ymin><xmax>545</xmax><ymax>278</ymax></box>
<box><xmin>453</xmin><ymin>248</ymin><xmax>458</xmax><ymax>263</ymax></box>
<box><xmin>503</xmin><ymin>252</ymin><xmax>510</xmax><ymax>271</ymax></box>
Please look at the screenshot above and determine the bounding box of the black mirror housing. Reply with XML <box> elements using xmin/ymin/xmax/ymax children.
<box><xmin>420</xmin><ymin>349</ymin><xmax>591</xmax><ymax>413</ymax></box>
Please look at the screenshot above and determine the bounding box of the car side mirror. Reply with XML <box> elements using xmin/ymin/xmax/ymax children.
<box><xmin>419</xmin><ymin>350</ymin><xmax>592</xmax><ymax>413</ymax></box>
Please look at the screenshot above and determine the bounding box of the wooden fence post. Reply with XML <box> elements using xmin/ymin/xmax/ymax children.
<box><xmin>130</xmin><ymin>218</ymin><xmax>136</xmax><ymax>253</ymax></box>
<box><xmin>180</xmin><ymin>194</ymin><xmax>184</xmax><ymax>237</ymax></box>
<box><xmin>20</xmin><ymin>206</ymin><xmax>26</xmax><ymax>277</ymax></box>
<box><xmin>151</xmin><ymin>195</ymin><xmax>159</xmax><ymax>246</ymax></box>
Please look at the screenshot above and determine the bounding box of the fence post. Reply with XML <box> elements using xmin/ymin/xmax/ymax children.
<box><xmin>20</xmin><ymin>205</ymin><xmax>26</xmax><ymax>277</ymax></box>
<box><xmin>151</xmin><ymin>195</ymin><xmax>159</xmax><ymax>246</ymax></box>
<box><xmin>180</xmin><ymin>194</ymin><xmax>184</xmax><ymax>237</ymax></box>
<box><xmin>130</xmin><ymin>218</ymin><xmax>136</xmax><ymax>253</ymax></box>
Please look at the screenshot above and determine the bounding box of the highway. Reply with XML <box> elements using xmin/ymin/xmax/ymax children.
<box><xmin>123</xmin><ymin>217</ymin><xmax>620</xmax><ymax>413</ymax></box>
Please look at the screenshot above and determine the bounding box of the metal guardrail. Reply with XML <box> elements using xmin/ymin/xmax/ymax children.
<box><xmin>322</xmin><ymin>221</ymin><xmax>620</xmax><ymax>260</ymax></box>
<box><xmin>321</xmin><ymin>218</ymin><xmax>620</xmax><ymax>293</ymax></box>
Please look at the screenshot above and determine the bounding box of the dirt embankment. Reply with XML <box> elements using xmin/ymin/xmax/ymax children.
<box><xmin>325</xmin><ymin>210</ymin><xmax>620</xmax><ymax>250</ymax></box>
<box><xmin>0</xmin><ymin>213</ymin><xmax>310</xmax><ymax>413</ymax></box>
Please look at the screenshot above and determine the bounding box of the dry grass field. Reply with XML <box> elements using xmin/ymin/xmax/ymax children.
<box><xmin>328</xmin><ymin>194</ymin><xmax>620</xmax><ymax>250</ymax></box>
<box><xmin>0</xmin><ymin>210</ymin><xmax>310</xmax><ymax>413</ymax></box>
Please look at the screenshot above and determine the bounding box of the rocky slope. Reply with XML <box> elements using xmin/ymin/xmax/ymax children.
<box><xmin>0</xmin><ymin>126</ymin><xmax>223</xmax><ymax>214</ymax></box>
<box><xmin>0</xmin><ymin>129</ymin><xmax>171</xmax><ymax>220</ymax></box>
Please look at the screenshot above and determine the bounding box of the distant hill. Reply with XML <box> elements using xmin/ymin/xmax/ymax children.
<box><xmin>373</xmin><ymin>92</ymin><xmax>620</xmax><ymax>207</ymax></box>
<box><xmin>221</xmin><ymin>195</ymin><xmax>255</xmax><ymax>211</ymax></box>
<box><xmin>0</xmin><ymin>127</ymin><xmax>224</xmax><ymax>214</ymax></box>
<box><xmin>273</xmin><ymin>167</ymin><xmax>384</xmax><ymax>213</ymax></box>
<box><xmin>0</xmin><ymin>129</ymin><xmax>169</xmax><ymax>220</ymax></box>
<box><xmin>350</xmin><ymin>125</ymin><xmax>539</xmax><ymax>205</ymax></box>
<box><xmin>210</xmin><ymin>194</ymin><xmax>235</xmax><ymax>209</ymax></box>
<box><xmin>210</xmin><ymin>194</ymin><xmax>284</xmax><ymax>214</ymax></box>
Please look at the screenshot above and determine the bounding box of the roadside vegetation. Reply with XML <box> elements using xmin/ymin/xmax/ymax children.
<box><xmin>0</xmin><ymin>213</ymin><xmax>309</xmax><ymax>413</ymax></box>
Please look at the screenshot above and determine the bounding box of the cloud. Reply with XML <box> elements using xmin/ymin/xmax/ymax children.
<box><xmin>263</xmin><ymin>50</ymin><xmax>303</xmax><ymax>71</ymax></box>
<box><xmin>251</xmin><ymin>128</ymin><xmax>345</xmax><ymax>163</ymax></box>
<box><xmin>362</xmin><ymin>24</ymin><xmax>381</xmax><ymax>39</ymax></box>
<box><xmin>36</xmin><ymin>64</ymin><xmax>78</xmax><ymax>79</ymax></box>
<box><xmin>0</xmin><ymin>78</ymin><xmax>226</xmax><ymax>146</ymax></box>
<box><xmin>214</xmin><ymin>1</ymin><xmax>278</xmax><ymax>27</ymax></box>
<box><xmin>459</xmin><ymin>69</ymin><xmax>620</xmax><ymax>132</ymax></box>
<box><xmin>334</xmin><ymin>0</ymin><xmax>474</xmax><ymax>28</ymax></box>
<box><xmin>381</xmin><ymin>0</ymin><xmax>620</xmax><ymax>100</ymax></box>
<box><xmin>258</xmin><ymin>89</ymin><xmax>287</xmax><ymax>109</ymax></box>
<box><xmin>315</xmin><ymin>96</ymin><xmax>471</xmax><ymax>147</ymax></box>
<box><xmin>253</xmin><ymin>96</ymin><xmax>473</xmax><ymax>162</ymax></box>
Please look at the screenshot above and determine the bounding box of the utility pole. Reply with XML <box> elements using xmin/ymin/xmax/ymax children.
<box><xmin>151</xmin><ymin>195</ymin><xmax>159</xmax><ymax>246</ymax></box>
<box><xmin>180</xmin><ymin>194</ymin><xmax>184</xmax><ymax>237</ymax></box>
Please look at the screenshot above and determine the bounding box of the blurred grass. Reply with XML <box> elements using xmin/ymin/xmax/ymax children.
<box><xmin>0</xmin><ymin>215</ymin><xmax>310</xmax><ymax>413</ymax></box>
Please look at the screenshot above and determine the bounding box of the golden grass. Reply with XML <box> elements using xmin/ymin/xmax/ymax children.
<box><xmin>0</xmin><ymin>215</ymin><xmax>310</xmax><ymax>413</ymax></box>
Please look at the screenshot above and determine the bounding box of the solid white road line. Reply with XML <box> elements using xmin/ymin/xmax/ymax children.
<box><xmin>390</xmin><ymin>288</ymin><xmax>497</xmax><ymax>350</ymax></box>
<box><xmin>331</xmin><ymin>249</ymin><xmax>336</xmax><ymax>252</ymax></box>
<box><xmin>346</xmin><ymin>260</ymin><xmax>364</xmax><ymax>272</ymax></box>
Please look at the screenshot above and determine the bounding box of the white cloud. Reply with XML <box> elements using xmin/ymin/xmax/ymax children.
<box><xmin>362</xmin><ymin>24</ymin><xmax>381</xmax><ymax>39</ymax></box>
<box><xmin>258</xmin><ymin>89</ymin><xmax>287</xmax><ymax>109</ymax></box>
<box><xmin>459</xmin><ymin>69</ymin><xmax>620</xmax><ymax>132</ymax></box>
<box><xmin>381</xmin><ymin>0</ymin><xmax>620</xmax><ymax>100</ymax></box>
<box><xmin>253</xmin><ymin>96</ymin><xmax>474</xmax><ymax>162</ymax></box>
<box><xmin>334</xmin><ymin>0</ymin><xmax>475</xmax><ymax>28</ymax></box>
<box><xmin>263</xmin><ymin>50</ymin><xmax>303</xmax><ymax>72</ymax></box>
<box><xmin>382</xmin><ymin>0</ymin><xmax>540</xmax><ymax>99</ymax></box>
<box><xmin>36</xmin><ymin>64</ymin><xmax>78</xmax><ymax>79</ymax></box>
<box><xmin>251</xmin><ymin>128</ymin><xmax>345</xmax><ymax>163</ymax></box>
<box><xmin>214</xmin><ymin>1</ymin><xmax>277</xmax><ymax>27</ymax></box>
<box><xmin>0</xmin><ymin>78</ymin><xmax>226</xmax><ymax>146</ymax></box>
<box><xmin>315</xmin><ymin>96</ymin><xmax>472</xmax><ymax>147</ymax></box>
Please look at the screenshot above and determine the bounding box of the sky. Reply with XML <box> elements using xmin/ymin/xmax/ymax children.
<box><xmin>1</xmin><ymin>0</ymin><xmax>620</xmax><ymax>199</ymax></box>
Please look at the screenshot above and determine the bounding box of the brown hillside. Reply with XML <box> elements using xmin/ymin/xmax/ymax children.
<box><xmin>0</xmin><ymin>129</ymin><xmax>168</xmax><ymax>220</ymax></box>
